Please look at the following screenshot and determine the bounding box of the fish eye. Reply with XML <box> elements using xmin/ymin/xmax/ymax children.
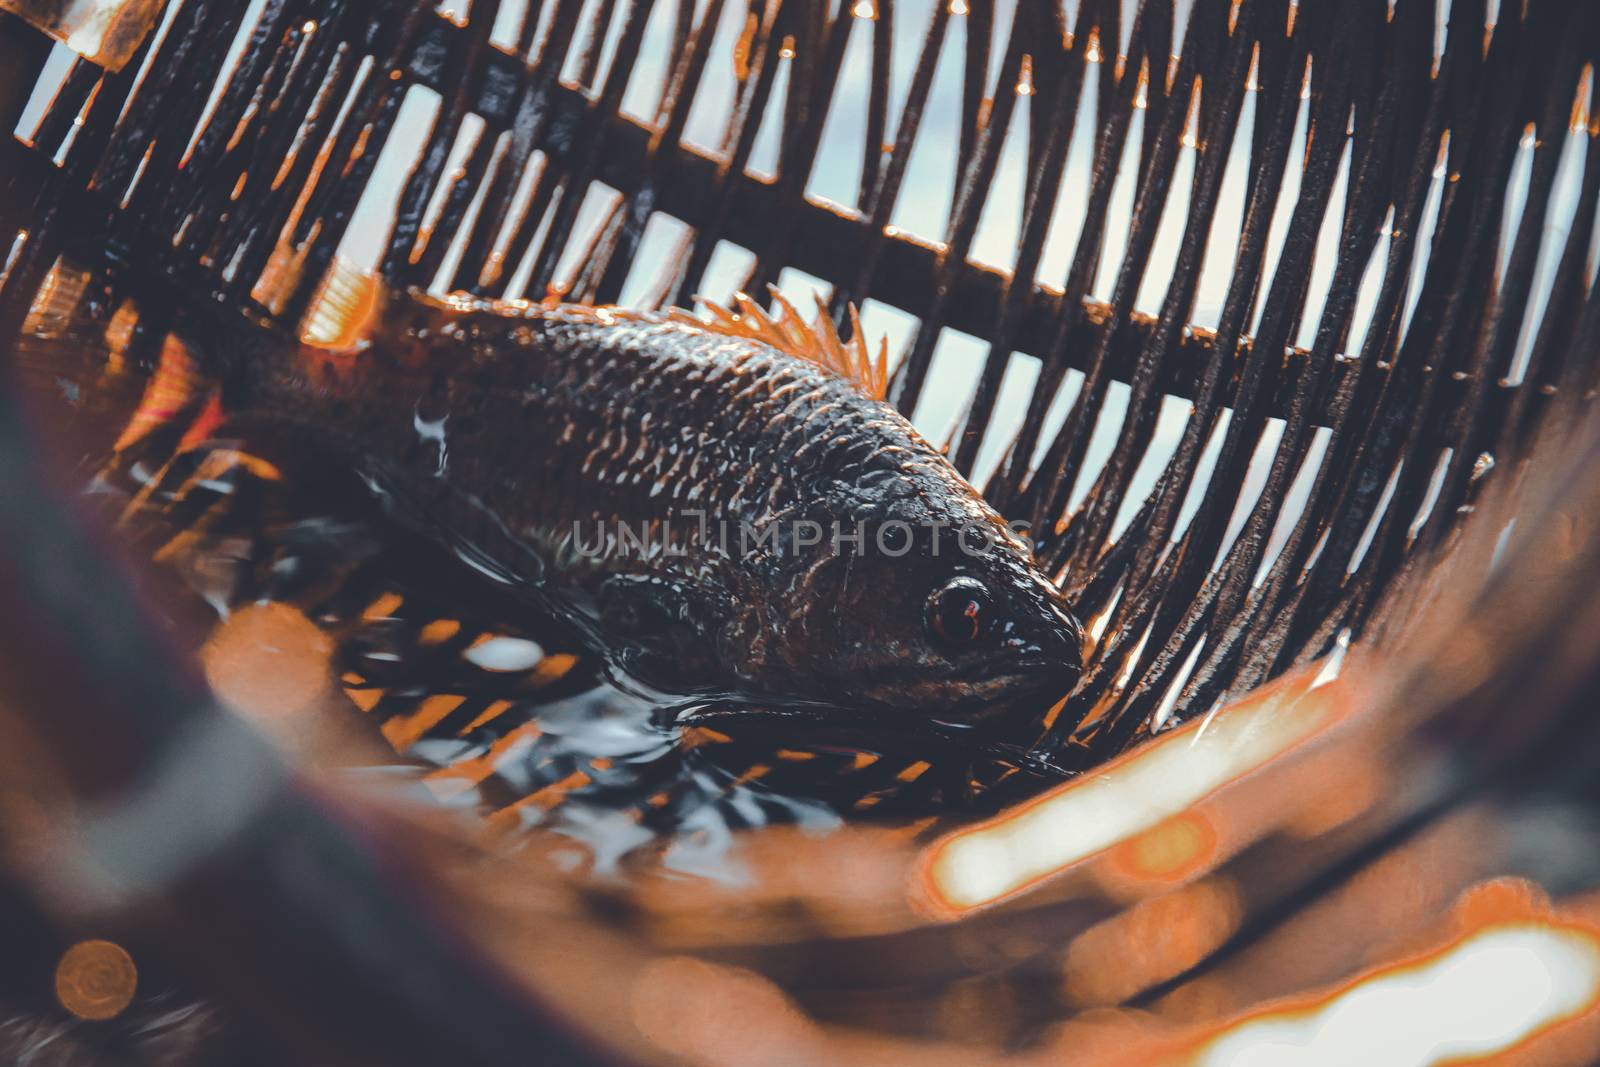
<box><xmin>927</xmin><ymin>577</ymin><xmax>992</xmax><ymax>649</ymax></box>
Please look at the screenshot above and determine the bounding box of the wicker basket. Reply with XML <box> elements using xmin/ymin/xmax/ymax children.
<box><xmin>2</xmin><ymin>0</ymin><xmax>1598</xmax><ymax>1062</ymax></box>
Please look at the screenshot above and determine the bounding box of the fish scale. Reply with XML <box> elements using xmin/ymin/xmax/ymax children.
<box><xmin>358</xmin><ymin>298</ymin><xmax>1074</xmax><ymax>720</ymax></box>
<box><xmin>269</xmin><ymin>306</ymin><xmax>928</xmax><ymax>547</ymax></box>
<box><xmin>21</xmin><ymin>266</ymin><xmax>1085</xmax><ymax>785</ymax></box>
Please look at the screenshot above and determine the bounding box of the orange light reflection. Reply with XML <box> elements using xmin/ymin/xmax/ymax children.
<box><xmin>1186</xmin><ymin>919</ymin><xmax>1600</xmax><ymax>1067</ymax></box>
<box><xmin>919</xmin><ymin>670</ymin><xmax>1348</xmax><ymax>914</ymax></box>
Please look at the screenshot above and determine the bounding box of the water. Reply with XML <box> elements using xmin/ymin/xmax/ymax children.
<box><xmin>17</xmin><ymin>274</ymin><xmax>1070</xmax><ymax>881</ymax></box>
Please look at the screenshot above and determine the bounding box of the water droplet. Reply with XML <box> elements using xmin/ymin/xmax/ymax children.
<box><xmin>1016</xmin><ymin>55</ymin><xmax>1035</xmax><ymax>96</ymax></box>
<box><xmin>465</xmin><ymin>636</ymin><xmax>545</xmax><ymax>671</ymax></box>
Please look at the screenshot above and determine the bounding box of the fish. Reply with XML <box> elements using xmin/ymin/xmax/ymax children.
<box><xmin>22</xmin><ymin>260</ymin><xmax>1086</xmax><ymax>747</ymax></box>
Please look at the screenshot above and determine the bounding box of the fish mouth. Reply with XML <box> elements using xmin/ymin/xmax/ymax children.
<box><xmin>843</xmin><ymin>643</ymin><xmax>1079</xmax><ymax>712</ymax></box>
<box><xmin>937</xmin><ymin>659</ymin><xmax>1080</xmax><ymax>721</ymax></box>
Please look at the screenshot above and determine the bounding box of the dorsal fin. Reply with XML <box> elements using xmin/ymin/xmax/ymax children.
<box><xmin>293</xmin><ymin>264</ymin><xmax>889</xmax><ymax>399</ymax></box>
<box><xmin>680</xmin><ymin>288</ymin><xmax>889</xmax><ymax>401</ymax></box>
<box><xmin>571</xmin><ymin>289</ymin><xmax>890</xmax><ymax>400</ymax></box>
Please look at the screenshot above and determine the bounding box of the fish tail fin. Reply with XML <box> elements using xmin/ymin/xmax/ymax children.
<box><xmin>300</xmin><ymin>255</ymin><xmax>386</xmax><ymax>351</ymax></box>
<box><xmin>255</xmin><ymin>245</ymin><xmax>389</xmax><ymax>354</ymax></box>
<box><xmin>285</xmin><ymin>255</ymin><xmax>463</xmax><ymax>361</ymax></box>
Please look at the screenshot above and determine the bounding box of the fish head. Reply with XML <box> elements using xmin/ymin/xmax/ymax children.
<box><xmin>744</xmin><ymin>510</ymin><xmax>1085</xmax><ymax>725</ymax></box>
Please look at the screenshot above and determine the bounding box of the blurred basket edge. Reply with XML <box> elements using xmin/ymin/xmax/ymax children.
<box><xmin>3</xmin><ymin>351</ymin><xmax>1600</xmax><ymax>1063</ymax></box>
